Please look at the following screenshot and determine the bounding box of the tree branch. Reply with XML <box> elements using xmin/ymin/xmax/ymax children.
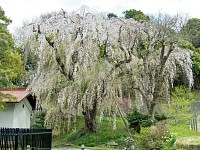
<box><xmin>118</xmin><ymin>25</ymin><xmax>125</xmax><ymax>53</ymax></box>
<box><xmin>114</xmin><ymin>25</ymin><xmax>132</xmax><ymax>68</ymax></box>
<box><xmin>44</xmin><ymin>35</ymin><xmax>68</xmax><ymax>77</ymax></box>
<box><xmin>132</xmin><ymin>87</ymin><xmax>148</xmax><ymax>103</ymax></box>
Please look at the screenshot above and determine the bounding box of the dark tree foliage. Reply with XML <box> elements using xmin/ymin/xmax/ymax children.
<box><xmin>191</xmin><ymin>51</ymin><xmax>200</xmax><ymax>88</ymax></box>
<box><xmin>180</xmin><ymin>18</ymin><xmax>200</xmax><ymax>88</ymax></box>
<box><xmin>181</xmin><ymin>18</ymin><xmax>200</xmax><ymax>48</ymax></box>
<box><xmin>107</xmin><ymin>13</ymin><xmax>118</xmax><ymax>19</ymax></box>
<box><xmin>123</xmin><ymin>9</ymin><xmax>150</xmax><ymax>22</ymax></box>
<box><xmin>127</xmin><ymin>109</ymin><xmax>167</xmax><ymax>133</ymax></box>
<box><xmin>31</xmin><ymin>111</ymin><xmax>46</xmax><ymax>129</ymax></box>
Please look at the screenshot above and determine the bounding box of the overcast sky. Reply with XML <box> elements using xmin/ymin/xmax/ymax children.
<box><xmin>0</xmin><ymin>0</ymin><xmax>200</xmax><ymax>32</ymax></box>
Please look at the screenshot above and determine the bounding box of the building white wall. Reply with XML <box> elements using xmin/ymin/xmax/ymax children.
<box><xmin>0</xmin><ymin>104</ymin><xmax>14</xmax><ymax>128</ymax></box>
<box><xmin>13</xmin><ymin>98</ymin><xmax>32</xmax><ymax>128</ymax></box>
<box><xmin>0</xmin><ymin>98</ymin><xmax>32</xmax><ymax>128</ymax></box>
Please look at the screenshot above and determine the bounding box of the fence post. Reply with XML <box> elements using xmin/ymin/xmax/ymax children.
<box><xmin>14</xmin><ymin>128</ymin><xmax>19</xmax><ymax>150</ymax></box>
<box><xmin>81</xmin><ymin>144</ymin><xmax>85</xmax><ymax>150</ymax></box>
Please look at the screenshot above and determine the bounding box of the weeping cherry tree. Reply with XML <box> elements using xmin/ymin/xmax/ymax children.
<box><xmin>131</xmin><ymin>13</ymin><xmax>193</xmax><ymax>119</ymax></box>
<box><xmin>15</xmin><ymin>7</ymin><xmax>139</xmax><ymax>134</ymax></box>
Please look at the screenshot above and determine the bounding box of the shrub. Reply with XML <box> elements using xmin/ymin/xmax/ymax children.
<box><xmin>126</xmin><ymin>109</ymin><xmax>167</xmax><ymax>132</ymax></box>
<box><xmin>154</xmin><ymin>112</ymin><xmax>167</xmax><ymax>121</ymax></box>
<box><xmin>140</xmin><ymin>119</ymin><xmax>154</xmax><ymax>127</ymax></box>
<box><xmin>126</xmin><ymin>109</ymin><xmax>148</xmax><ymax>133</ymax></box>
<box><xmin>134</xmin><ymin>122</ymin><xmax>173</xmax><ymax>150</ymax></box>
<box><xmin>31</xmin><ymin>111</ymin><xmax>46</xmax><ymax>128</ymax></box>
<box><xmin>164</xmin><ymin>86</ymin><xmax>195</xmax><ymax>123</ymax></box>
<box><xmin>134</xmin><ymin>127</ymin><xmax>154</xmax><ymax>150</ymax></box>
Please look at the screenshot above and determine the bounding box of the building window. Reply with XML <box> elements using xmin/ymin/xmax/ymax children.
<box><xmin>22</xmin><ymin>104</ymin><xmax>24</xmax><ymax>108</ymax></box>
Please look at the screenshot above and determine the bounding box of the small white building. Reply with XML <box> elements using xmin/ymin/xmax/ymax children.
<box><xmin>0</xmin><ymin>88</ymin><xmax>36</xmax><ymax>128</ymax></box>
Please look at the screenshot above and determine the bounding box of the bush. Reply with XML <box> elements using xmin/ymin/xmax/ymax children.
<box><xmin>164</xmin><ymin>86</ymin><xmax>195</xmax><ymax>123</ymax></box>
<box><xmin>140</xmin><ymin>119</ymin><xmax>154</xmax><ymax>127</ymax></box>
<box><xmin>135</xmin><ymin>122</ymin><xmax>174</xmax><ymax>150</ymax></box>
<box><xmin>126</xmin><ymin>109</ymin><xmax>167</xmax><ymax>132</ymax></box>
<box><xmin>154</xmin><ymin>112</ymin><xmax>167</xmax><ymax>121</ymax></box>
<box><xmin>134</xmin><ymin>127</ymin><xmax>154</xmax><ymax>150</ymax></box>
<box><xmin>126</xmin><ymin>109</ymin><xmax>148</xmax><ymax>133</ymax></box>
<box><xmin>126</xmin><ymin>109</ymin><xmax>148</xmax><ymax>123</ymax></box>
<box><xmin>31</xmin><ymin>111</ymin><xmax>46</xmax><ymax>128</ymax></box>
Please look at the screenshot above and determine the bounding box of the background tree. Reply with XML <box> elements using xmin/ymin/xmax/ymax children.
<box><xmin>181</xmin><ymin>18</ymin><xmax>200</xmax><ymax>48</ymax></box>
<box><xmin>130</xmin><ymin>13</ymin><xmax>193</xmax><ymax>119</ymax></box>
<box><xmin>107</xmin><ymin>13</ymin><xmax>118</xmax><ymax>19</ymax></box>
<box><xmin>176</xmin><ymin>39</ymin><xmax>200</xmax><ymax>88</ymax></box>
<box><xmin>0</xmin><ymin>6</ymin><xmax>23</xmax><ymax>108</ymax></box>
<box><xmin>180</xmin><ymin>18</ymin><xmax>200</xmax><ymax>88</ymax></box>
<box><xmin>0</xmin><ymin>6</ymin><xmax>23</xmax><ymax>88</ymax></box>
<box><xmin>123</xmin><ymin>9</ymin><xmax>150</xmax><ymax>21</ymax></box>
<box><xmin>191</xmin><ymin>51</ymin><xmax>200</xmax><ymax>88</ymax></box>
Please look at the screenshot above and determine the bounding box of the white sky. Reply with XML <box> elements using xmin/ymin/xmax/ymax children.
<box><xmin>0</xmin><ymin>0</ymin><xmax>200</xmax><ymax>32</ymax></box>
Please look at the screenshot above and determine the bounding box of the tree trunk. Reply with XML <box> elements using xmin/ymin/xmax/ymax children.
<box><xmin>83</xmin><ymin>104</ymin><xmax>97</xmax><ymax>133</ymax></box>
<box><xmin>81</xmin><ymin>85</ymin><xmax>98</xmax><ymax>134</ymax></box>
<box><xmin>147</xmin><ymin>102</ymin><xmax>156</xmax><ymax>120</ymax></box>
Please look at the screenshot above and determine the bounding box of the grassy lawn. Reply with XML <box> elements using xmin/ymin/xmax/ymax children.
<box><xmin>52</xmin><ymin>91</ymin><xmax>200</xmax><ymax>150</ymax></box>
<box><xmin>53</xmin><ymin>117</ymin><xmax>129</xmax><ymax>149</ymax></box>
<box><xmin>53</xmin><ymin>116</ymin><xmax>200</xmax><ymax>150</ymax></box>
<box><xmin>169</xmin><ymin>120</ymin><xmax>200</xmax><ymax>149</ymax></box>
<box><xmin>52</xmin><ymin>89</ymin><xmax>200</xmax><ymax>149</ymax></box>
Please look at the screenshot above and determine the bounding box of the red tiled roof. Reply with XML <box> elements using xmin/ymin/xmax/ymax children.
<box><xmin>0</xmin><ymin>88</ymin><xmax>30</xmax><ymax>103</ymax></box>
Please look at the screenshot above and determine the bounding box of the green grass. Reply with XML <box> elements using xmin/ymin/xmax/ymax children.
<box><xmin>168</xmin><ymin>89</ymin><xmax>200</xmax><ymax>149</ymax></box>
<box><xmin>169</xmin><ymin>120</ymin><xmax>200</xmax><ymax>149</ymax></box>
<box><xmin>52</xmin><ymin>90</ymin><xmax>200</xmax><ymax>149</ymax></box>
<box><xmin>53</xmin><ymin>108</ymin><xmax>200</xmax><ymax>150</ymax></box>
<box><xmin>53</xmin><ymin>117</ymin><xmax>129</xmax><ymax>149</ymax></box>
<box><xmin>53</xmin><ymin>115</ymin><xmax>200</xmax><ymax>150</ymax></box>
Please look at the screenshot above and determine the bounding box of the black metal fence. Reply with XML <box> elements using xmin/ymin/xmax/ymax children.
<box><xmin>0</xmin><ymin>128</ymin><xmax>52</xmax><ymax>150</ymax></box>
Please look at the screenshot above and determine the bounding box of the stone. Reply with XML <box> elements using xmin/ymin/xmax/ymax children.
<box><xmin>107</xmin><ymin>141</ymin><xmax>118</xmax><ymax>147</ymax></box>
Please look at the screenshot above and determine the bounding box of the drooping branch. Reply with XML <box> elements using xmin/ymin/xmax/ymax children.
<box><xmin>118</xmin><ymin>25</ymin><xmax>125</xmax><ymax>53</ymax></box>
<box><xmin>160</xmin><ymin>40</ymin><xmax>165</xmax><ymax>60</ymax></box>
<box><xmin>115</xmin><ymin>25</ymin><xmax>132</xmax><ymax>68</ymax></box>
<box><xmin>113</xmin><ymin>95</ymin><xmax>134</xmax><ymax>140</ymax></box>
<box><xmin>132</xmin><ymin>87</ymin><xmax>148</xmax><ymax>103</ymax></box>
<box><xmin>44</xmin><ymin>35</ymin><xmax>68</xmax><ymax>77</ymax></box>
<box><xmin>160</xmin><ymin>42</ymin><xmax>175</xmax><ymax>75</ymax></box>
<box><xmin>35</xmin><ymin>25</ymin><xmax>67</xmax><ymax>77</ymax></box>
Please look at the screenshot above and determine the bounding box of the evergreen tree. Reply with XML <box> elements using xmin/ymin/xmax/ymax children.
<box><xmin>181</xmin><ymin>18</ymin><xmax>200</xmax><ymax>48</ymax></box>
<box><xmin>107</xmin><ymin>13</ymin><xmax>118</xmax><ymax>19</ymax></box>
<box><xmin>123</xmin><ymin>9</ymin><xmax>150</xmax><ymax>21</ymax></box>
<box><xmin>0</xmin><ymin>6</ymin><xmax>23</xmax><ymax>109</ymax></box>
<box><xmin>0</xmin><ymin>6</ymin><xmax>23</xmax><ymax>88</ymax></box>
